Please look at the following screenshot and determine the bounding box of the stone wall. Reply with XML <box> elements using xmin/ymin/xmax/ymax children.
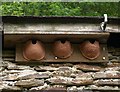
<box><xmin>0</xmin><ymin>46</ymin><xmax>120</xmax><ymax>92</ymax></box>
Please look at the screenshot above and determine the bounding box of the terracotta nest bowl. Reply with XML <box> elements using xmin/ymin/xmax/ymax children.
<box><xmin>80</xmin><ymin>40</ymin><xmax>100</xmax><ymax>60</ymax></box>
<box><xmin>23</xmin><ymin>40</ymin><xmax>45</xmax><ymax>61</ymax></box>
<box><xmin>53</xmin><ymin>40</ymin><xmax>73</xmax><ymax>59</ymax></box>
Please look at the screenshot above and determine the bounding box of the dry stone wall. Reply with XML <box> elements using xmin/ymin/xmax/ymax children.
<box><xmin>0</xmin><ymin>46</ymin><xmax>120</xmax><ymax>92</ymax></box>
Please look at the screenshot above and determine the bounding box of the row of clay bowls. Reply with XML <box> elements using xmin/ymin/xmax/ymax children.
<box><xmin>23</xmin><ymin>40</ymin><xmax>100</xmax><ymax>61</ymax></box>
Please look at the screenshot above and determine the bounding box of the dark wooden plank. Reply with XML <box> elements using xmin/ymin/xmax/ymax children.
<box><xmin>16</xmin><ymin>43</ymin><xmax>108</xmax><ymax>63</ymax></box>
<box><xmin>4</xmin><ymin>33</ymin><xmax>109</xmax><ymax>49</ymax></box>
<box><xmin>2</xmin><ymin>16</ymin><xmax>119</xmax><ymax>24</ymax></box>
<box><xmin>2</xmin><ymin>50</ymin><xmax>15</xmax><ymax>58</ymax></box>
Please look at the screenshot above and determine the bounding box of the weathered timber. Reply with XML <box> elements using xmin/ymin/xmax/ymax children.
<box><xmin>1</xmin><ymin>16</ymin><xmax>120</xmax><ymax>91</ymax></box>
<box><xmin>16</xmin><ymin>44</ymin><xmax>108</xmax><ymax>63</ymax></box>
<box><xmin>4</xmin><ymin>16</ymin><xmax>120</xmax><ymax>49</ymax></box>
